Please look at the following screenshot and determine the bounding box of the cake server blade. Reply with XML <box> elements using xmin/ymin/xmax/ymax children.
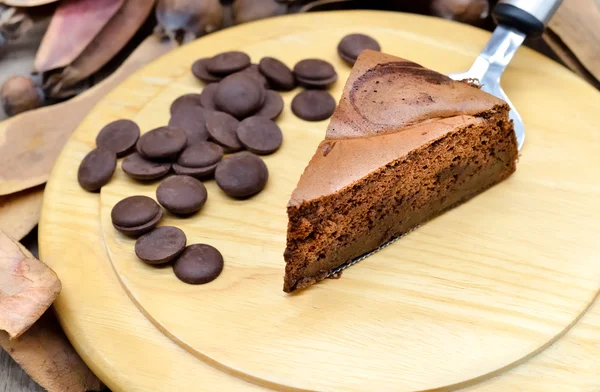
<box><xmin>327</xmin><ymin>0</ymin><xmax>563</xmax><ymax>278</ymax></box>
<box><xmin>448</xmin><ymin>0</ymin><xmax>563</xmax><ymax>152</ymax></box>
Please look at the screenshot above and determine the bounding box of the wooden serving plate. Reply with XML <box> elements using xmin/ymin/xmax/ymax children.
<box><xmin>39</xmin><ymin>11</ymin><xmax>600</xmax><ymax>392</ymax></box>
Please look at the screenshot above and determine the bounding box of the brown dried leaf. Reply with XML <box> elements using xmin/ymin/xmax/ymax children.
<box><xmin>0</xmin><ymin>230</ymin><xmax>61</xmax><ymax>339</ymax></box>
<box><xmin>50</xmin><ymin>0</ymin><xmax>157</xmax><ymax>92</ymax></box>
<box><xmin>0</xmin><ymin>35</ymin><xmax>176</xmax><ymax>196</ymax></box>
<box><xmin>34</xmin><ymin>0</ymin><xmax>125</xmax><ymax>73</ymax></box>
<box><xmin>0</xmin><ymin>310</ymin><xmax>105</xmax><ymax>392</ymax></box>
<box><xmin>2</xmin><ymin>0</ymin><xmax>59</xmax><ymax>6</ymax></box>
<box><xmin>0</xmin><ymin>186</ymin><xmax>43</xmax><ymax>241</ymax></box>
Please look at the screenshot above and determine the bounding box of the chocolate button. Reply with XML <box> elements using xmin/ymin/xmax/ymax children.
<box><xmin>173</xmin><ymin>244</ymin><xmax>224</xmax><ymax>284</ymax></box>
<box><xmin>122</xmin><ymin>153</ymin><xmax>171</xmax><ymax>181</ymax></box>
<box><xmin>192</xmin><ymin>58</ymin><xmax>222</xmax><ymax>84</ymax></box>
<box><xmin>293</xmin><ymin>59</ymin><xmax>336</xmax><ymax>81</ymax></box>
<box><xmin>237</xmin><ymin>116</ymin><xmax>283</xmax><ymax>155</ymax></box>
<box><xmin>96</xmin><ymin>119</ymin><xmax>140</xmax><ymax>157</ymax></box>
<box><xmin>156</xmin><ymin>175</ymin><xmax>208</xmax><ymax>216</ymax></box>
<box><xmin>111</xmin><ymin>195</ymin><xmax>163</xmax><ymax>236</ymax></box>
<box><xmin>205</xmin><ymin>111</ymin><xmax>242</xmax><ymax>152</ymax></box>
<box><xmin>295</xmin><ymin>73</ymin><xmax>338</xmax><ymax>89</ymax></box>
<box><xmin>112</xmin><ymin>195</ymin><xmax>160</xmax><ymax>227</ymax></box>
<box><xmin>259</xmin><ymin>57</ymin><xmax>295</xmax><ymax>91</ymax></box>
<box><xmin>238</xmin><ymin>64</ymin><xmax>270</xmax><ymax>90</ymax></box>
<box><xmin>200</xmin><ymin>83</ymin><xmax>219</xmax><ymax>111</ymax></box>
<box><xmin>254</xmin><ymin>90</ymin><xmax>284</xmax><ymax>120</ymax></box>
<box><xmin>206</xmin><ymin>51</ymin><xmax>251</xmax><ymax>75</ymax></box>
<box><xmin>172</xmin><ymin>163</ymin><xmax>218</xmax><ymax>180</ymax></box>
<box><xmin>214</xmin><ymin>73</ymin><xmax>264</xmax><ymax>119</ymax></box>
<box><xmin>170</xmin><ymin>93</ymin><xmax>204</xmax><ymax>115</ymax></box>
<box><xmin>178</xmin><ymin>141</ymin><xmax>224</xmax><ymax>168</ymax></box>
<box><xmin>138</xmin><ymin>126</ymin><xmax>187</xmax><ymax>160</ymax></box>
<box><xmin>168</xmin><ymin>106</ymin><xmax>210</xmax><ymax>145</ymax></box>
<box><xmin>135</xmin><ymin>226</ymin><xmax>187</xmax><ymax>265</ymax></box>
<box><xmin>337</xmin><ymin>33</ymin><xmax>381</xmax><ymax>64</ymax></box>
<box><xmin>215</xmin><ymin>152</ymin><xmax>268</xmax><ymax>198</ymax></box>
<box><xmin>77</xmin><ymin>148</ymin><xmax>117</xmax><ymax>192</ymax></box>
<box><xmin>291</xmin><ymin>90</ymin><xmax>336</xmax><ymax>121</ymax></box>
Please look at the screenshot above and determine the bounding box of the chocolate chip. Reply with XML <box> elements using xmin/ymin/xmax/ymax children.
<box><xmin>295</xmin><ymin>73</ymin><xmax>338</xmax><ymax>89</ymax></box>
<box><xmin>178</xmin><ymin>141</ymin><xmax>223</xmax><ymax>168</ymax></box>
<box><xmin>122</xmin><ymin>153</ymin><xmax>171</xmax><ymax>181</ymax></box>
<box><xmin>138</xmin><ymin>126</ymin><xmax>187</xmax><ymax>160</ymax></box>
<box><xmin>200</xmin><ymin>83</ymin><xmax>219</xmax><ymax>111</ymax></box>
<box><xmin>254</xmin><ymin>90</ymin><xmax>284</xmax><ymax>120</ymax></box>
<box><xmin>291</xmin><ymin>90</ymin><xmax>336</xmax><ymax>121</ymax></box>
<box><xmin>205</xmin><ymin>111</ymin><xmax>242</xmax><ymax>152</ymax></box>
<box><xmin>135</xmin><ymin>226</ymin><xmax>187</xmax><ymax>265</ymax></box>
<box><xmin>214</xmin><ymin>73</ymin><xmax>264</xmax><ymax>119</ymax></box>
<box><xmin>258</xmin><ymin>57</ymin><xmax>295</xmax><ymax>91</ymax></box>
<box><xmin>77</xmin><ymin>148</ymin><xmax>117</xmax><ymax>192</ymax></box>
<box><xmin>111</xmin><ymin>195</ymin><xmax>163</xmax><ymax>236</ymax></box>
<box><xmin>156</xmin><ymin>175</ymin><xmax>208</xmax><ymax>216</ymax></box>
<box><xmin>173</xmin><ymin>244</ymin><xmax>224</xmax><ymax>284</ymax></box>
<box><xmin>172</xmin><ymin>162</ymin><xmax>219</xmax><ymax>180</ymax></box>
<box><xmin>168</xmin><ymin>106</ymin><xmax>210</xmax><ymax>146</ymax></box>
<box><xmin>206</xmin><ymin>51</ymin><xmax>251</xmax><ymax>75</ymax></box>
<box><xmin>192</xmin><ymin>58</ymin><xmax>222</xmax><ymax>84</ymax></box>
<box><xmin>170</xmin><ymin>93</ymin><xmax>204</xmax><ymax>115</ymax></box>
<box><xmin>237</xmin><ymin>116</ymin><xmax>282</xmax><ymax>155</ymax></box>
<box><xmin>293</xmin><ymin>59</ymin><xmax>337</xmax><ymax>81</ymax></box>
<box><xmin>238</xmin><ymin>64</ymin><xmax>270</xmax><ymax>89</ymax></box>
<box><xmin>337</xmin><ymin>34</ymin><xmax>381</xmax><ymax>64</ymax></box>
<box><xmin>215</xmin><ymin>152</ymin><xmax>268</xmax><ymax>198</ymax></box>
<box><xmin>95</xmin><ymin>119</ymin><xmax>140</xmax><ymax>157</ymax></box>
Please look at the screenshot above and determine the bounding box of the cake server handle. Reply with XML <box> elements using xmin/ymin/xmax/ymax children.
<box><xmin>493</xmin><ymin>0</ymin><xmax>563</xmax><ymax>36</ymax></box>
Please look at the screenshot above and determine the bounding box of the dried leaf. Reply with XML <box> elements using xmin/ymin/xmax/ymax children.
<box><xmin>0</xmin><ymin>230</ymin><xmax>61</xmax><ymax>339</ymax></box>
<box><xmin>0</xmin><ymin>310</ymin><xmax>105</xmax><ymax>392</ymax></box>
<box><xmin>34</xmin><ymin>0</ymin><xmax>125</xmax><ymax>73</ymax></box>
<box><xmin>0</xmin><ymin>186</ymin><xmax>43</xmax><ymax>241</ymax></box>
<box><xmin>3</xmin><ymin>0</ymin><xmax>60</xmax><ymax>6</ymax></box>
<box><xmin>49</xmin><ymin>0</ymin><xmax>157</xmax><ymax>93</ymax></box>
<box><xmin>0</xmin><ymin>35</ymin><xmax>176</xmax><ymax>196</ymax></box>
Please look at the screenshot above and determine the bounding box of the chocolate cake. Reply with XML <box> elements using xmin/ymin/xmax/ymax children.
<box><xmin>283</xmin><ymin>50</ymin><xmax>518</xmax><ymax>293</ymax></box>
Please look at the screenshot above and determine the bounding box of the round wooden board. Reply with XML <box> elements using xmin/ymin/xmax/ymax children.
<box><xmin>39</xmin><ymin>11</ymin><xmax>600</xmax><ymax>392</ymax></box>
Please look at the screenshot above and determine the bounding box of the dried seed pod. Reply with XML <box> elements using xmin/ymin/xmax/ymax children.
<box><xmin>155</xmin><ymin>0</ymin><xmax>224</xmax><ymax>44</ymax></box>
<box><xmin>0</xmin><ymin>76</ymin><xmax>44</xmax><ymax>117</ymax></box>
<box><xmin>232</xmin><ymin>0</ymin><xmax>288</xmax><ymax>24</ymax></box>
<box><xmin>431</xmin><ymin>0</ymin><xmax>490</xmax><ymax>24</ymax></box>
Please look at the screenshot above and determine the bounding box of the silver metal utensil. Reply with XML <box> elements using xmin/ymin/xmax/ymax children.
<box><xmin>448</xmin><ymin>0</ymin><xmax>563</xmax><ymax>151</ymax></box>
<box><xmin>326</xmin><ymin>0</ymin><xmax>564</xmax><ymax>278</ymax></box>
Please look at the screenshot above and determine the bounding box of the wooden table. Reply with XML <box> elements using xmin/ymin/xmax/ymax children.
<box><xmin>11</xmin><ymin>10</ymin><xmax>600</xmax><ymax>392</ymax></box>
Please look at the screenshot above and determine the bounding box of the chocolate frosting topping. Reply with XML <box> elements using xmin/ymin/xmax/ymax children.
<box><xmin>289</xmin><ymin>50</ymin><xmax>508</xmax><ymax>206</ymax></box>
<box><xmin>325</xmin><ymin>50</ymin><xmax>504</xmax><ymax>140</ymax></box>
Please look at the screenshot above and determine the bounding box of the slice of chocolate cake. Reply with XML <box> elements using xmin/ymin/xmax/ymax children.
<box><xmin>283</xmin><ymin>50</ymin><xmax>518</xmax><ymax>293</ymax></box>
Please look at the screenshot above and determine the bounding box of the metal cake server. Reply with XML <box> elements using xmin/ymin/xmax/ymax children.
<box><xmin>327</xmin><ymin>0</ymin><xmax>563</xmax><ymax>278</ymax></box>
<box><xmin>448</xmin><ymin>0</ymin><xmax>563</xmax><ymax>151</ymax></box>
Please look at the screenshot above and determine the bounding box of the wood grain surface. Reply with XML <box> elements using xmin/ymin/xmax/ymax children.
<box><xmin>39</xmin><ymin>11</ymin><xmax>600</xmax><ymax>392</ymax></box>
